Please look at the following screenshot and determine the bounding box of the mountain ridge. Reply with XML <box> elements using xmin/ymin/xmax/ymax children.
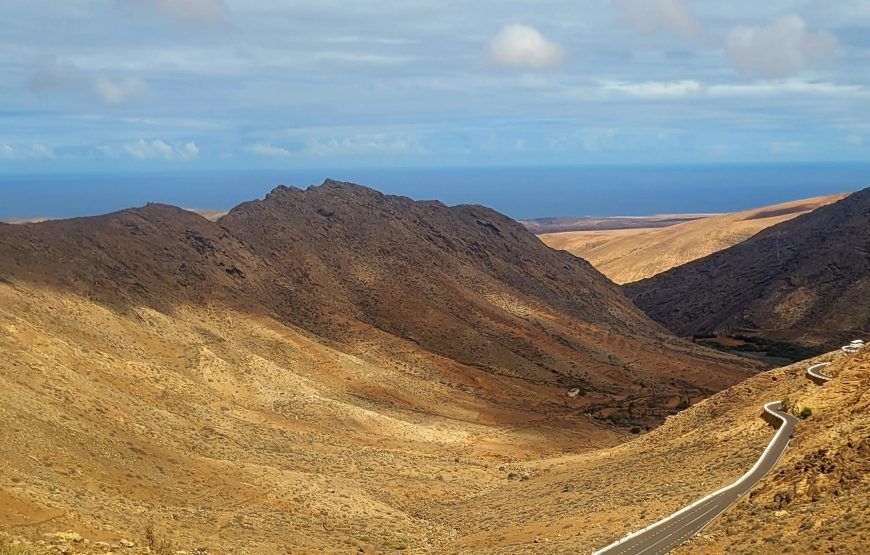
<box><xmin>626</xmin><ymin>188</ymin><xmax>870</xmax><ymax>349</ymax></box>
<box><xmin>538</xmin><ymin>193</ymin><xmax>847</xmax><ymax>284</ymax></box>
<box><xmin>0</xmin><ymin>180</ymin><xmax>753</xmax><ymax>411</ymax></box>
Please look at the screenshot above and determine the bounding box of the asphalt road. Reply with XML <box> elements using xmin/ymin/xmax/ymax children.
<box><xmin>592</xmin><ymin>401</ymin><xmax>799</xmax><ymax>555</ymax></box>
<box><xmin>806</xmin><ymin>362</ymin><xmax>833</xmax><ymax>382</ymax></box>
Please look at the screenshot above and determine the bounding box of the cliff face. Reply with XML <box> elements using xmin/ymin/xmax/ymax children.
<box><xmin>627</xmin><ymin>188</ymin><xmax>870</xmax><ymax>349</ymax></box>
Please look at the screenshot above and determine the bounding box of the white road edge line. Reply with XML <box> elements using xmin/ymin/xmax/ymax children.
<box><xmin>633</xmin><ymin>504</ymin><xmax>720</xmax><ymax>555</ymax></box>
<box><xmin>591</xmin><ymin>401</ymin><xmax>791</xmax><ymax>555</ymax></box>
<box><xmin>806</xmin><ymin>362</ymin><xmax>832</xmax><ymax>382</ymax></box>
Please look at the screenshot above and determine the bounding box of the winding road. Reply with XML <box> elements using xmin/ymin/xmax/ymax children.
<box><xmin>806</xmin><ymin>362</ymin><xmax>833</xmax><ymax>382</ymax></box>
<box><xmin>592</xmin><ymin>401</ymin><xmax>799</xmax><ymax>555</ymax></box>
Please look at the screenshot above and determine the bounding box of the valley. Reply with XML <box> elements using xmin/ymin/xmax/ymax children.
<box><xmin>0</xmin><ymin>182</ymin><xmax>865</xmax><ymax>554</ymax></box>
<box><xmin>4</xmin><ymin>2</ymin><xmax>868</xmax><ymax>553</ymax></box>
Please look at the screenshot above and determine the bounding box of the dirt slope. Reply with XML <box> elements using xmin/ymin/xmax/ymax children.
<box><xmin>0</xmin><ymin>182</ymin><xmax>752</xmax><ymax>409</ymax></box>
<box><xmin>540</xmin><ymin>194</ymin><xmax>846</xmax><ymax>284</ymax></box>
<box><xmin>627</xmin><ymin>189</ymin><xmax>870</xmax><ymax>350</ymax></box>
<box><xmin>0</xmin><ymin>181</ymin><xmax>756</xmax><ymax>553</ymax></box>
<box><xmin>218</xmin><ymin>181</ymin><xmax>748</xmax><ymax>400</ymax></box>
<box><xmin>425</xmin><ymin>348</ymin><xmax>868</xmax><ymax>554</ymax></box>
<box><xmin>1</xmin><ymin>293</ymin><xmax>863</xmax><ymax>555</ymax></box>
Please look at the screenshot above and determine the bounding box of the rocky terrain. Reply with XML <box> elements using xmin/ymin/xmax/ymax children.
<box><xmin>426</xmin><ymin>347</ymin><xmax>869</xmax><ymax>554</ymax></box>
<box><xmin>0</xmin><ymin>181</ymin><xmax>752</xmax><ymax>413</ymax></box>
<box><xmin>539</xmin><ymin>194</ymin><xmax>845</xmax><ymax>284</ymax></box>
<box><xmin>0</xmin><ymin>181</ymin><xmax>757</xmax><ymax>553</ymax></box>
<box><xmin>627</xmin><ymin>188</ymin><xmax>870</xmax><ymax>351</ymax></box>
<box><xmin>2</xmin><ymin>292</ymin><xmax>861</xmax><ymax>554</ymax></box>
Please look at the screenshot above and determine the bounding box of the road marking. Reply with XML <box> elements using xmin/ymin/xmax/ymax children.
<box><xmin>633</xmin><ymin>503</ymin><xmax>720</xmax><ymax>555</ymax></box>
<box><xmin>592</xmin><ymin>401</ymin><xmax>796</xmax><ymax>555</ymax></box>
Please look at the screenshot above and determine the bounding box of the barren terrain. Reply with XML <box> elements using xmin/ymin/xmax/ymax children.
<box><xmin>1</xmin><ymin>279</ymin><xmax>864</xmax><ymax>553</ymax></box>
<box><xmin>628</xmin><ymin>188</ymin><xmax>870</xmax><ymax>350</ymax></box>
<box><xmin>1</xmin><ymin>182</ymin><xmax>862</xmax><ymax>554</ymax></box>
<box><xmin>522</xmin><ymin>214</ymin><xmax>708</xmax><ymax>235</ymax></box>
<box><xmin>539</xmin><ymin>194</ymin><xmax>845</xmax><ymax>284</ymax></box>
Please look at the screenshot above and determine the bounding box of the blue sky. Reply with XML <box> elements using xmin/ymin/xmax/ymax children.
<box><xmin>1</xmin><ymin>0</ymin><xmax>869</xmax><ymax>172</ymax></box>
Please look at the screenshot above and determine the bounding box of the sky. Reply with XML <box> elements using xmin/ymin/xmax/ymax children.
<box><xmin>1</xmin><ymin>0</ymin><xmax>869</xmax><ymax>172</ymax></box>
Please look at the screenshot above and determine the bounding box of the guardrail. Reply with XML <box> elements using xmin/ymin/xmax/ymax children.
<box><xmin>806</xmin><ymin>362</ymin><xmax>832</xmax><ymax>382</ymax></box>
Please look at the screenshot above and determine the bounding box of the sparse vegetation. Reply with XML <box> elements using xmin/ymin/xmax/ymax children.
<box><xmin>537</xmin><ymin>195</ymin><xmax>843</xmax><ymax>284</ymax></box>
<box><xmin>0</xmin><ymin>534</ymin><xmax>36</xmax><ymax>555</ymax></box>
<box><xmin>145</xmin><ymin>522</ymin><xmax>175</xmax><ymax>555</ymax></box>
<box><xmin>0</xmin><ymin>184</ymin><xmax>865</xmax><ymax>554</ymax></box>
<box><xmin>699</xmin><ymin>336</ymin><xmax>825</xmax><ymax>364</ymax></box>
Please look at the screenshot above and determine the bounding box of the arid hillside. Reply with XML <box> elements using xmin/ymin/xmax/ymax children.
<box><xmin>627</xmin><ymin>188</ymin><xmax>870</xmax><ymax>350</ymax></box>
<box><xmin>1</xmin><ymin>283</ymin><xmax>861</xmax><ymax>554</ymax></box>
<box><xmin>0</xmin><ymin>181</ymin><xmax>757</xmax><ymax>553</ymax></box>
<box><xmin>0</xmin><ymin>280</ymin><xmax>621</xmax><ymax>554</ymax></box>
<box><xmin>539</xmin><ymin>194</ymin><xmax>845</xmax><ymax>284</ymax></box>
<box><xmin>0</xmin><ymin>181</ymin><xmax>752</xmax><ymax>411</ymax></box>
<box><xmin>424</xmin><ymin>347</ymin><xmax>868</xmax><ymax>554</ymax></box>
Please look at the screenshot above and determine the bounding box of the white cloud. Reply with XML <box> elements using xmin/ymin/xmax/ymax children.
<box><xmin>305</xmin><ymin>134</ymin><xmax>412</xmax><ymax>157</ymax></box>
<box><xmin>726</xmin><ymin>15</ymin><xmax>838</xmax><ymax>78</ymax></box>
<box><xmin>845</xmin><ymin>135</ymin><xmax>863</xmax><ymax>145</ymax></box>
<box><xmin>246</xmin><ymin>143</ymin><xmax>293</xmax><ymax>157</ymax></box>
<box><xmin>771</xmin><ymin>141</ymin><xmax>801</xmax><ymax>153</ymax></box>
<box><xmin>0</xmin><ymin>144</ymin><xmax>55</xmax><ymax>160</ymax></box>
<box><xmin>582</xmin><ymin>128</ymin><xmax>618</xmax><ymax>152</ymax></box>
<box><xmin>594</xmin><ymin>78</ymin><xmax>864</xmax><ymax>100</ymax></box>
<box><xmin>29</xmin><ymin>143</ymin><xmax>56</xmax><ymax>159</ymax></box>
<box><xmin>179</xmin><ymin>142</ymin><xmax>200</xmax><ymax>159</ymax></box>
<box><xmin>612</xmin><ymin>0</ymin><xmax>702</xmax><ymax>39</ymax></box>
<box><xmin>313</xmin><ymin>52</ymin><xmax>416</xmax><ymax>66</ymax></box>
<box><xmin>122</xmin><ymin>0</ymin><xmax>225</xmax><ymax>25</ymax></box>
<box><xmin>29</xmin><ymin>56</ymin><xmax>145</xmax><ymax>105</ymax></box>
<box><xmin>601</xmin><ymin>79</ymin><xmax>703</xmax><ymax>98</ymax></box>
<box><xmin>94</xmin><ymin>76</ymin><xmax>146</xmax><ymax>105</ymax></box>
<box><xmin>124</xmin><ymin>139</ymin><xmax>173</xmax><ymax>159</ymax></box>
<box><xmin>489</xmin><ymin>24</ymin><xmax>564</xmax><ymax>70</ymax></box>
<box><xmin>706</xmin><ymin>80</ymin><xmax>862</xmax><ymax>97</ymax></box>
<box><xmin>111</xmin><ymin>139</ymin><xmax>200</xmax><ymax>161</ymax></box>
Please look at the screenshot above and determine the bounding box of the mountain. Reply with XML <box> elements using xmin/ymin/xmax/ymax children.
<box><xmin>0</xmin><ymin>181</ymin><xmax>754</xmax><ymax>552</ymax></box>
<box><xmin>626</xmin><ymin>188</ymin><xmax>870</xmax><ymax>349</ymax></box>
<box><xmin>218</xmin><ymin>181</ymin><xmax>750</xmax><ymax>397</ymax></box>
<box><xmin>0</xmin><ymin>181</ymin><xmax>752</xmax><ymax>400</ymax></box>
<box><xmin>539</xmin><ymin>194</ymin><xmax>846</xmax><ymax>284</ymax></box>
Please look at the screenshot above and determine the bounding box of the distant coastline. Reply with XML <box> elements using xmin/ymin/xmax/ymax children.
<box><xmin>1</xmin><ymin>162</ymin><xmax>867</xmax><ymax>222</ymax></box>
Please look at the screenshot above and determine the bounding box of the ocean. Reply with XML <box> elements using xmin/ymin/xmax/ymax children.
<box><xmin>1</xmin><ymin>163</ymin><xmax>868</xmax><ymax>221</ymax></box>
